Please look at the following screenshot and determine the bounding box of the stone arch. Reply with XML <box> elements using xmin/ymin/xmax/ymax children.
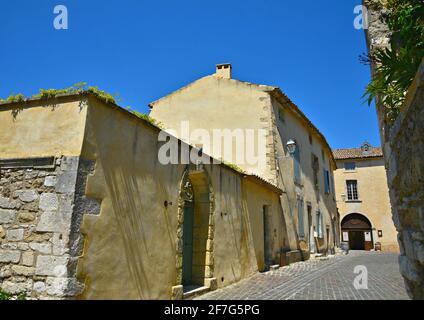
<box><xmin>341</xmin><ymin>213</ymin><xmax>374</xmax><ymax>250</ymax></box>
<box><xmin>174</xmin><ymin>165</ymin><xmax>216</xmax><ymax>292</ymax></box>
<box><xmin>341</xmin><ymin>213</ymin><xmax>372</xmax><ymax>230</ymax></box>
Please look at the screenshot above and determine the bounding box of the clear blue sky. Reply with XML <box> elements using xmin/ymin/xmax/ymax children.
<box><xmin>0</xmin><ymin>0</ymin><xmax>380</xmax><ymax>149</ymax></box>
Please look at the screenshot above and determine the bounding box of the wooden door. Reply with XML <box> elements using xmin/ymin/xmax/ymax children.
<box><xmin>182</xmin><ymin>201</ymin><xmax>194</xmax><ymax>285</ymax></box>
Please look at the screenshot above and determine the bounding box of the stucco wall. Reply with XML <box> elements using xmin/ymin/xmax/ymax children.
<box><xmin>150</xmin><ymin>74</ymin><xmax>339</xmax><ymax>256</ymax></box>
<box><xmin>1</xmin><ymin>96</ymin><xmax>285</xmax><ymax>300</ymax></box>
<box><xmin>334</xmin><ymin>158</ymin><xmax>398</xmax><ymax>252</ymax></box>
<box><xmin>75</xmin><ymin>97</ymin><xmax>279</xmax><ymax>299</ymax></box>
<box><xmin>271</xmin><ymin>97</ymin><xmax>338</xmax><ymax>254</ymax></box>
<box><xmin>150</xmin><ymin>76</ymin><xmax>274</xmax><ymax>181</ymax></box>
<box><xmin>0</xmin><ymin>99</ymin><xmax>87</xmax><ymax>159</ymax></box>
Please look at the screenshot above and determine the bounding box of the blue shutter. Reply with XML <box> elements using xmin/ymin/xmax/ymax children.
<box><xmin>298</xmin><ymin>200</ymin><xmax>304</xmax><ymax>238</ymax></box>
<box><xmin>324</xmin><ymin>170</ymin><xmax>330</xmax><ymax>194</ymax></box>
<box><xmin>294</xmin><ymin>147</ymin><xmax>300</xmax><ymax>183</ymax></box>
<box><xmin>316</xmin><ymin>211</ymin><xmax>323</xmax><ymax>238</ymax></box>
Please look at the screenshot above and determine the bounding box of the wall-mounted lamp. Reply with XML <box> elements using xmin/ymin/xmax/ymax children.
<box><xmin>286</xmin><ymin>139</ymin><xmax>297</xmax><ymax>155</ymax></box>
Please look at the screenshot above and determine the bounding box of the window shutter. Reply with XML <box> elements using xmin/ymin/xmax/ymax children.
<box><xmin>294</xmin><ymin>148</ymin><xmax>301</xmax><ymax>183</ymax></box>
<box><xmin>298</xmin><ymin>200</ymin><xmax>304</xmax><ymax>238</ymax></box>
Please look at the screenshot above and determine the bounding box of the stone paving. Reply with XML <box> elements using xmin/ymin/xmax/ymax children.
<box><xmin>197</xmin><ymin>251</ymin><xmax>410</xmax><ymax>300</ymax></box>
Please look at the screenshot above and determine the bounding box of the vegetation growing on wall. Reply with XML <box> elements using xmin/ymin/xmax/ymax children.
<box><xmin>129</xmin><ymin>109</ymin><xmax>164</xmax><ymax>129</ymax></box>
<box><xmin>363</xmin><ymin>0</ymin><xmax>424</xmax><ymax>124</ymax></box>
<box><xmin>0</xmin><ymin>83</ymin><xmax>162</xmax><ymax>129</ymax></box>
<box><xmin>0</xmin><ymin>289</ymin><xmax>26</xmax><ymax>300</ymax></box>
<box><xmin>0</xmin><ymin>83</ymin><xmax>117</xmax><ymax>105</ymax></box>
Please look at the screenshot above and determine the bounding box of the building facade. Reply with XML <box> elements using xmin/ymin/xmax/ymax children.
<box><xmin>150</xmin><ymin>64</ymin><xmax>339</xmax><ymax>258</ymax></box>
<box><xmin>0</xmin><ymin>93</ymin><xmax>293</xmax><ymax>299</ymax></box>
<box><xmin>333</xmin><ymin>142</ymin><xmax>398</xmax><ymax>252</ymax></box>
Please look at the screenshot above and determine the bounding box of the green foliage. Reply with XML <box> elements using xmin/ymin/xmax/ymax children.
<box><xmin>219</xmin><ymin>159</ymin><xmax>246</xmax><ymax>174</ymax></box>
<box><xmin>363</xmin><ymin>0</ymin><xmax>424</xmax><ymax>124</ymax></box>
<box><xmin>0</xmin><ymin>290</ymin><xmax>27</xmax><ymax>300</ymax></box>
<box><xmin>16</xmin><ymin>292</ymin><xmax>27</xmax><ymax>300</ymax></box>
<box><xmin>130</xmin><ymin>109</ymin><xmax>164</xmax><ymax>129</ymax></box>
<box><xmin>1</xmin><ymin>82</ymin><xmax>120</xmax><ymax>106</ymax></box>
<box><xmin>6</xmin><ymin>93</ymin><xmax>25</xmax><ymax>103</ymax></box>
<box><xmin>0</xmin><ymin>290</ymin><xmax>11</xmax><ymax>300</ymax></box>
<box><xmin>86</xmin><ymin>86</ymin><xmax>116</xmax><ymax>104</ymax></box>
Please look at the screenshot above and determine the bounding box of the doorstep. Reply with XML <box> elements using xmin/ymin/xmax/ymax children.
<box><xmin>183</xmin><ymin>286</ymin><xmax>210</xmax><ymax>300</ymax></box>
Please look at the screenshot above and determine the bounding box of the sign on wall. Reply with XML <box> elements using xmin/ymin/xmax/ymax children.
<box><xmin>342</xmin><ymin>232</ymin><xmax>349</xmax><ymax>241</ymax></box>
<box><xmin>365</xmin><ymin>231</ymin><xmax>372</xmax><ymax>241</ymax></box>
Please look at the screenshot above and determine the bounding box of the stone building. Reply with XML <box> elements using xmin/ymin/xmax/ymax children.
<box><xmin>0</xmin><ymin>93</ymin><xmax>295</xmax><ymax>299</ymax></box>
<box><xmin>333</xmin><ymin>142</ymin><xmax>398</xmax><ymax>252</ymax></box>
<box><xmin>364</xmin><ymin>0</ymin><xmax>424</xmax><ymax>299</ymax></box>
<box><xmin>150</xmin><ymin>63</ymin><xmax>339</xmax><ymax>258</ymax></box>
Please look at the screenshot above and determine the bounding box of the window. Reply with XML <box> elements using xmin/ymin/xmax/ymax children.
<box><xmin>311</xmin><ymin>154</ymin><xmax>319</xmax><ymax>188</ymax></box>
<box><xmin>346</xmin><ymin>180</ymin><xmax>359</xmax><ymax>200</ymax></box>
<box><xmin>293</xmin><ymin>146</ymin><xmax>301</xmax><ymax>184</ymax></box>
<box><xmin>324</xmin><ymin>169</ymin><xmax>330</xmax><ymax>194</ymax></box>
<box><xmin>278</xmin><ymin>108</ymin><xmax>285</xmax><ymax>122</ymax></box>
<box><xmin>297</xmin><ymin>199</ymin><xmax>305</xmax><ymax>238</ymax></box>
<box><xmin>316</xmin><ymin>211</ymin><xmax>324</xmax><ymax>238</ymax></box>
<box><xmin>309</xmin><ymin>133</ymin><xmax>313</xmax><ymax>144</ymax></box>
<box><xmin>344</xmin><ymin>162</ymin><xmax>356</xmax><ymax>171</ymax></box>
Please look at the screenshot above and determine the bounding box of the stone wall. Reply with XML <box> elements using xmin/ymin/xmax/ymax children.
<box><xmin>0</xmin><ymin>156</ymin><xmax>96</xmax><ymax>299</ymax></box>
<box><xmin>364</xmin><ymin>0</ymin><xmax>424</xmax><ymax>299</ymax></box>
<box><xmin>386</xmin><ymin>62</ymin><xmax>424</xmax><ymax>299</ymax></box>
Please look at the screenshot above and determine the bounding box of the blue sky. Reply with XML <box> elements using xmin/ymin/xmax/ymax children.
<box><xmin>0</xmin><ymin>0</ymin><xmax>379</xmax><ymax>149</ymax></box>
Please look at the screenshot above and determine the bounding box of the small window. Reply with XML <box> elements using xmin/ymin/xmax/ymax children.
<box><xmin>321</xmin><ymin>149</ymin><xmax>325</xmax><ymax>161</ymax></box>
<box><xmin>293</xmin><ymin>146</ymin><xmax>301</xmax><ymax>184</ymax></box>
<box><xmin>344</xmin><ymin>162</ymin><xmax>356</xmax><ymax>171</ymax></box>
<box><xmin>346</xmin><ymin>180</ymin><xmax>359</xmax><ymax>200</ymax></box>
<box><xmin>297</xmin><ymin>199</ymin><xmax>305</xmax><ymax>238</ymax></box>
<box><xmin>316</xmin><ymin>211</ymin><xmax>324</xmax><ymax>238</ymax></box>
<box><xmin>324</xmin><ymin>170</ymin><xmax>330</xmax><ymax>194</ymax></box>
<box><xmin>309</xmin><ymin>133</ymin><xmax>313</xmax><ymax>144</ymax></box>
<box><xmin>278</xmin><ymin>108</ymin><xmax>285</xmax><ymax>122</ymax></box>
<box><xmin>311</xmin><ymin>154</ymin><xmax>319</xmax><ymax>188</ymax></box>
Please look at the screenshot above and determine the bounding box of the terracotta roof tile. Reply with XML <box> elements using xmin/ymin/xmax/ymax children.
<box><xmin>333</xmin><ymin>146</ymin><xmax>383</xmax><ymax>160</ymax></box>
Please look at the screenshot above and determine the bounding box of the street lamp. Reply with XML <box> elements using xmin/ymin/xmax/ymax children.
<box><xmin>286</xmin><ymin>139</ymin><xmax>297</xmax><ymax>155</ymax></box>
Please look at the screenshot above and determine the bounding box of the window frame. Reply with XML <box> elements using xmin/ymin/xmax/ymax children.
<box><xmin>344</xmin><ymin>162</ymin><xmax>356</xmax><ymax>171</ymax></box>
<box><xmin>346</xmin><ymin>180</ymin><xmax>359</xmax><ymax>200</ymax></box>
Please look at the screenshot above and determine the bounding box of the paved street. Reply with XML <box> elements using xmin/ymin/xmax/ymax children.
<box><xmin>197</xmin><ymin>251</ymin><xmax>410</xmax><ymax>300</ymax></box>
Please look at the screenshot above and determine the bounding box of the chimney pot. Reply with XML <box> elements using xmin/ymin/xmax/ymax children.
<box><xmin>215</xmin><ymin>63</ymin><xmax>232</xmax><ymax>79</ymax></box>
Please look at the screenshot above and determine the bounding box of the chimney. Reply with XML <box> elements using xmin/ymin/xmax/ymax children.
<box><xmin>215</xmin><ymin>63</ymin><xmax>232</xmax><ymax>79</ymax></box>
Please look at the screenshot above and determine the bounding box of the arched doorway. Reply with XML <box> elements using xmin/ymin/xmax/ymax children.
<box><xmin>176</xmin><ymin>167</ymin><xmax>215</xmax><ymax>291</ymax></box>
<box><xmin>341</xmin><ymin>213</ymin><xmax>373</xmax><ymax>250</ymax></box>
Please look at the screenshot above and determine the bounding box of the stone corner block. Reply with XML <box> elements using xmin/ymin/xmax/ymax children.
<box><xmin>35</xmin><ymin>255</ymin><xmax>69</xmax><ymax>276</ymax></box>
<box><xmin>204</xmin><ymin>277</ymin><xmax>218</xmax><ymax>291</ymax></box>
<box><xmin>171</xmin><ymin>285</ymin><xmax>183</xmax><ymax>300</ymax></box>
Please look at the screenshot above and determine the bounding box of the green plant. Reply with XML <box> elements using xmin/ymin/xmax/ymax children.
<box><xmin>16</xmin><ymin>292</ymin><xmax>27</xmax><ymax>300</ymax></box>
<box><xmin>131</xmin><ymin>109</ymin><xmax>164</xmax><ymax>129</ymax></box>
<box><xmin>0</xmin><ymin>290</ymin><xmax>11</xmax><ymax>300</ymax></box>
<box><xmin>6</xmin><ymin>93</ymin><xmax>25</xmax><ymax>103</ymax></box>
<box><xmin>219</xmin><ymin>159</ymin><xmax>246</xmax><ymax>173</ymax></box>
<box><xmin>363</xmin><ymin>0</ymin><xmax>424</xmax><ymax>124</ymax></box>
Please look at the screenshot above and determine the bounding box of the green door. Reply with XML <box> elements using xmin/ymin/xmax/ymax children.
<box><xmin>182</xmin><ymin>201</ymin><xmax>194</xmax><ymax>285</ymax></box>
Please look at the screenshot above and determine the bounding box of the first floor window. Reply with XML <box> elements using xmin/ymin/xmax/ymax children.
<box><xmin>346</xmin><ymin>180</ymin><xmax>358</xmax><ymax>200</ymax></box>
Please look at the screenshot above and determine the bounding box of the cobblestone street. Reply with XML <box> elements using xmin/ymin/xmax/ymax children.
<box><xmin>197</xmin><ymin>251</ymin><xmax>410</xmax><ymax>300</ymax></box>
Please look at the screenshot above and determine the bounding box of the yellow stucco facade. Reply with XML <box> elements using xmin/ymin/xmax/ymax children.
<box><xmin>150</xmin><ymin>64</ymin><xmax>339</xmax><ymax>257</ymax></box>
<box><xmin>333</xmin><ymin>146</ymin><xmax>399</xmax><ymax>252</ymax></box>
<box><xmin>0</xmin><ymin>94</ymin><xmax>289</xmax><ymax>299</ymax></box>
